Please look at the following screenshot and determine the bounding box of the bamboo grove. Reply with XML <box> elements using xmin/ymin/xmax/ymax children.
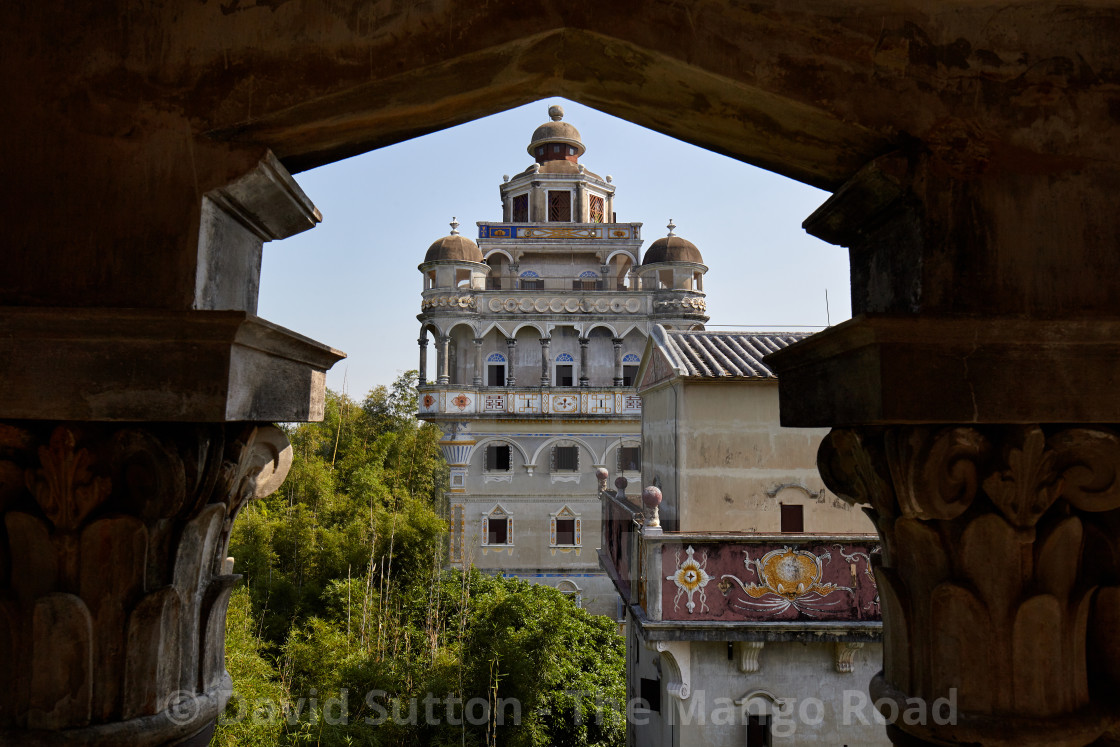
<box><xmin>216</xmin><ymin>373</ymin><xmax>626</xmax><ymax>746</ymax></box>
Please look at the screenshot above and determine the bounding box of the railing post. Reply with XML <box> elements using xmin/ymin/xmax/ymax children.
<box><xmin>539</xmin><ymin>336</ymin><xmax>551</xmax><ymax>387</ymax></box>
<box><xmin>472</xmin><ymin>337</ymin><xmax>483</xmax><ymax>386</ymax></box>
<box><xmin>612</xmin><ymin>338</ymin><xmax>624</xmax><ymax>386</ymax></box>
<box><xmin>578</xmin><ymin>337</ymin><xmax>590</xmax><ymax>387</ymax></box>
<box><xmin>504</xmin><ymin>338</ymin><xmax>517</xmax><ymax>386</ymax></box>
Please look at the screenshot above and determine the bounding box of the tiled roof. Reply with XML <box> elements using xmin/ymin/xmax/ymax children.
<box><xmin>659</xmin><ymin>328</ymin><xmax>813</xmax><ymax>379</ymax></box>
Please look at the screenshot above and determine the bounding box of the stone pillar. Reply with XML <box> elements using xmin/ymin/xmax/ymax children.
<box><xmin>505</xmin><ymin>338</ymin><xmax>517</xmax><ymax>386</ymax></box>
<box><xmin>605</xmin><ymin>192</ymin><xmax>614</xmax><ymax>223</ymax></box>
<box><xmin>501</xmin><ymin>191</ymin><xmax>511</xmax><ymax>221</ymax></box>
<box><xmin>612</xmin><ymin>338</ymin><xmax>624</xmax><ymax>386</ymax></box>
<box><xmin>417</xmin><ymin>334</ymin><xmax>428</xmax><ymax>384</ymax></box>
<box><xmin>766</xmin><ymin>147</ymin><xmax>1120</xmax><ymax>746</ymax></box>
<box><xmin>530</xmin><ymin>181</ymin><xmax>545</xmax><ymax>222</ymax></box>
<box><xmin>472</xmin><ymin>337</ymin><xmax>484</xmax><ymax>386</ymax></box>
<box><xmin>816</xmin><ymin>425</ymin><xmax>1120</xmax><ymax>746</ymax></box>
<box><xmin>540</xmin><ymin>336</ymin><xmax>551</xmax><ymax>387</ymax></box>
<box><xmin>578</xmin><ymin>337</ymin><xmax>590</xmax><ymax>387</ymax></box>
<box><xmin>576</xmin><ymin>183</ymin><xmax>588</xmax><ymax>222</ymax></box>
<box><xmin>437</xmin><ymin>334</ymin><xmax>450</xmax><ymax>385</ymax></box>
<box><xmin>0</xmin><ymin>421</ymin><xmax>291</xmax><ymax>743</ymax></box>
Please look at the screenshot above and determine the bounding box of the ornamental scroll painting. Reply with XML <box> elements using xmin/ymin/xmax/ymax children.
<box><xmin>661</xmin><ymin>542</ymin><xmax>880</xmax><ymax>621</ymax></box>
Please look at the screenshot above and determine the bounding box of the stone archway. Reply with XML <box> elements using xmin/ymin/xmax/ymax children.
<box><xmin>5</xmin><ymin>3</ymin><xmax>1120</xmax><ymax>744</ymax></box>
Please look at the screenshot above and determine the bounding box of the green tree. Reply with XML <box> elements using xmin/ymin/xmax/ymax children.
<box><xmin>217</xmin><ymin>371</ymin><xmax>625</xmax><ymax>746</ymax></box>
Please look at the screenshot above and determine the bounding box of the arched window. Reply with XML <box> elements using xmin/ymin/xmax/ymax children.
<box><xmin>519</xmin><ymin>270</ymin><xmax>542</xmax><ymax>290</ymax></box>
<box><xmin>484</xmin><ymin>441</ymin><xmax>512</xmax><ymax>472</ymax></box>
<box><xmin>486</xmin><ymin>352</ymin><xmax>507</xmax><ymax>386</ymax></box>
<box><xmin>574</xmin><ymin>270</ymin><xmax>600</xmax><ymax>291</ymax></box>
<box><xmin>622</xmin><ymin>354</ymin><xmax>641</xmax><ymax>387</ymax></box>
<box><xmin>554</xmin><ymin>352</ymin><xmax>574</xmax><ymax>387</ymax></box>
<box><xmin>556</xmin><ymin>579</ymin><xmax>583</xmax><ymax>608</ymax></box>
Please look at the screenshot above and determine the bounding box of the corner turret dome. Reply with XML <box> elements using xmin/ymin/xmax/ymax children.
<box><xmin>643</xmin><ymin>221</ymin><xmax>704</xmax><ymax>265</ymax></box>
<box><xmin>527</xmin><ymin>104</ymin><xmax>586</xmax><ymax>162</ymax></box>
<box><xmin>424</xmin><ymin>218</ymin><xmax>483</xmax><ymax>263</ymax></box>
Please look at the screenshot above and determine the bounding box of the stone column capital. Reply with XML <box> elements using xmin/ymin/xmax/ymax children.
<box><xmin>0</xmin><ymin>421</ymin><xmax>290</xmax><ymax>741</ymax></box>
<box><xmin>818</xmin><ymin>423</ymin><xmax>1120</xmax><ymax>745</ymax></box>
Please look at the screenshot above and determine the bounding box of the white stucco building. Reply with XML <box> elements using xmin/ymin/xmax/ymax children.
<box><xmin>415</xmin><ymin>105</ymin><xmax>710</xmax><ymax>616</ymax></box>
<box><xmin>600</xmin><ymin>326</ymin><xmax>888</xmax><ymax>746</ymax></box>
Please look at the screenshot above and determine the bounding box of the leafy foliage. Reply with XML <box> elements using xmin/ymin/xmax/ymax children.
<box><xmin>217</xmin><ymin>372</ymin><xmax>625</xmax><ymax>746</ymax></box>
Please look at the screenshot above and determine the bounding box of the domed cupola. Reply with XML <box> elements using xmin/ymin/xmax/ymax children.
<box><xmin>424</xmin><ymin>218</ymin><xmax>484</xmax><ymax>263</ymax></box>
<box><xmin>419</xmin><ymin>218</ymin><xmax>490</xmax><ymax>292</ymax></box>
<box><xmin>639</xmin><ymin>221</ymin><xmax>709</xmax><ymax>295</ymax></box>
<box><xmin>643</xmin><ymin>228</ymin><xmax>704</xmax><ymax>266</ymax></box>
<box><xmin>528</xmin><ymin>105</ymin><xmax>586</xmax><ymax>164</ymax></box>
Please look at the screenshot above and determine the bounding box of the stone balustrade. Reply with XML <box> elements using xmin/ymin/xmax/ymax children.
<box><xmin>418</xmin><ymin>385</ymin><xmax>642</xmax><ymax>417</ymax></box>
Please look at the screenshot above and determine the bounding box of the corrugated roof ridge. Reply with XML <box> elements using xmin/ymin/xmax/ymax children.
<box><xmin>740</xmin><ymin>335</ymin><xmax>779</xmax><ymax>377</ymax></box>
<box><xmin>661</xmin><ymin>329</ymin><xmax>815</xmax><ymax>379</ymax></box>
<box><xmin>684</xmin><ymin>333</ymin><xmax>717</xmax><ymax>377</ymax></box>
<box><xmin>715</xmin><ymin>334</ymin><xmax>763</xmax><ymax>377</ymax></box>
<box><xmin>695</xmin><ymin>333</ymin><xmax>738</xmax><ymax>377</ymax></box>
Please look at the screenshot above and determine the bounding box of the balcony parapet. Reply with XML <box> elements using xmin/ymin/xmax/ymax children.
<box><xmin>478</xmin><ymin>222</ymin><xmax>641</xmax><ymax>241</ymax></box>
<box><xmin>599</xmin><ymin>490</ymin><xmax>881</xmax><ymax>640</ymax></box>
<box><xmin>419</xmin><ymin>288</ymin><xmax>707</xmax><ymax>317</ymax></box>
<box><xmin>417</xmin><ymin>385</ymin><xmax>642</xmax><ymax>418</ymax></box>
<box><xmin>420</xmin><ymin>288</ymin><xmax>652</xmax><ymax>316</ymax></box>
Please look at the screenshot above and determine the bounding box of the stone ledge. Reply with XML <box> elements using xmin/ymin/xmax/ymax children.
<box><xmin>629</xmin><ymin>604</ymin><xmax>883</xmax><ymax>643</ymax></box>
<box><xmin>0</xmin><ymin>308</ymin><xmax>345</xmax><ymax>422</ymax></box>
<box><xmin>766</xmin><ymin>314</ymin><xmax>1120</xmax><ymax>426</ymax></box>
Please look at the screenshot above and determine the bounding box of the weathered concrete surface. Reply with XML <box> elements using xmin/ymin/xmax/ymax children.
<box><xmin>8</xmin><ymin>1</ymin><xmax>1120</xmax><ymax>314</ymax></box>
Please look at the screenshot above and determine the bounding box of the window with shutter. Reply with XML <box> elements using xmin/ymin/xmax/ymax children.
<box><xmin>589</xmin><ymin>195</ymin><xmax>605</xmax><ymax>223</ymax></box>
<box><xmin>780</xmin><ymin>504</ymin><xmax>804</xmax><ymax>533</ymax></box>
<box><xmin>548</xmin><ymin>191</ymin><xmax>571</xmax><ymax>222</ymax></box>
<box><xmin>512</xmin><ymin>194</ymin><xmax>528</xmax><ymax>222</ymax></box>
<box><xmin>554</xmin><ymin>446</ymin><xmax>579</xmax><ymax>471</ymax></box>
<box><xmin>619</xmin><ymin>446</ymin><xmax>641</xmax><ymax>472</ymax></box>
<box><xmin>485</xmin><ymin>444</ymin><xmax>511</xmax><ymax>472</ymax></box>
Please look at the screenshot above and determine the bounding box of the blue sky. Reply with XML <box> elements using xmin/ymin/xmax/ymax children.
<box><xmin>257</xmin><ymin>100</ymin><xmax>851</xmax><ymax>399</ymax></box>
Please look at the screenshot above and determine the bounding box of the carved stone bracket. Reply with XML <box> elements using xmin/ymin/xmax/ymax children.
<box><xmin>735</xmin><ymin>641</ymin><xmax>765</xmax><ymax>674</ymax></box>
<box><xmin>834</xmin><ymin>641</ymin><xmax>864</xmax><ymax>673</ymax></box>
<box><xmin>818</xmin><ymin>425</ymin><xmax>1120</xmax><ymax>746</ymax></box>
<box><xmin>647</xmin><ymin>640</ymin><xmax>691</xmax><ymax>702</ymax></box>
<box><xmin>0</xmin><ymin>420</ymin><xmax>291</xmax><ymax>744</ymax></box>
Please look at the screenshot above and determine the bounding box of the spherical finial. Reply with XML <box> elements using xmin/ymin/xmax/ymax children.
<box><xmin>605</xmin><ymin>175</ymin><xmax>613</xmax><ymax>183</ymax></box>
<box><xmin>595</xmin><ymin>466</ymin><xmax>609</xmax><ymax>490</ymax></box>
<box><xmin>615</xmin><ymin>476</ymin><xmax>629</xmax><ymax>493</ymax></box>
<box><xmin>503</xmin><ymin>174</ymin><xmax>509</xmax><ymax>182</ymax></box>
<box><xmin>449</xmin><ymin>217</ymin><xmax>460</xmax><ymax>236</ymax></box>
<box><xmin>666</xmin><ymin>220</ymin><xmax>676</xmax><ymax>237</ymax></box>
<box><xmin>548</xmin><ymin>104</ymin><xmax>564</xmax><ymax>121</ymax></box>
<box><xmin>642</xmin><ymin>486</ymin><xmax>663</xmax><ymax>528</ymax></box>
